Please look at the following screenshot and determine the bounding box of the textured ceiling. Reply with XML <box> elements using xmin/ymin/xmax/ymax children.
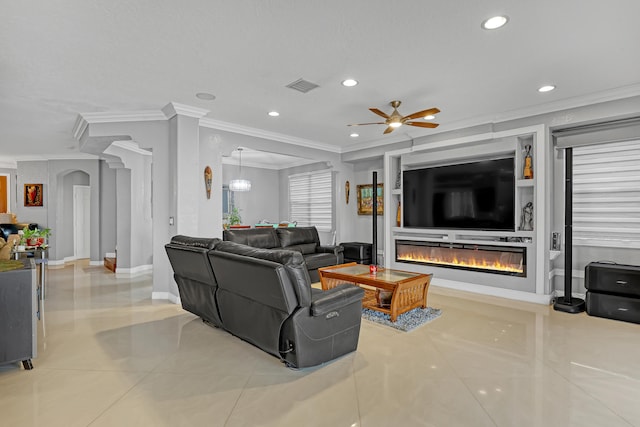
<box><xmin>2</xmin><ymin>0</ymin><xmax>640</xmax><ymax>164</ymax></box>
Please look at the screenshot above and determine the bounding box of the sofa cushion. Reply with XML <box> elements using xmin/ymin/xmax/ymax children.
<box><xmin>223</xmin><ymin>228</ymin><xmax>279</xmax><ymax>249</ymax></box>
<box><xmin>283</xmin><ymin>242</ymin><xmax>318</xmax><ymax>255</ymax></box>
<box><xmin>303</xmin><ymin>252</ymin><xmax>340</xmax><ymax>272</ymax></box>
<box><xmin>276</xmin><ymin>227</ymin><xmax>320</xmax><ymax>248</ymax></box>
<box><xmin>214</xmin><ymin>241</ymin><xmax>312</xmax><ymax>307</ymax></box>
<box><xmin>169</xmin><ymin>235</ymin><xmax>219</xmax><ymax>250</ymax></box>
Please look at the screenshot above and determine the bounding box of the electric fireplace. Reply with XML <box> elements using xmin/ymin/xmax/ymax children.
<box><xmin>396</xmin><ymin>240</ymin><xmax>526</xmax><ymax>277</ymax></box>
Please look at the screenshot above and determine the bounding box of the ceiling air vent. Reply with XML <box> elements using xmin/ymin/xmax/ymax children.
<box><xmin>286</xmin><ymin>78</ymin><xmax>319</xmax><ymax>93</ymax></box>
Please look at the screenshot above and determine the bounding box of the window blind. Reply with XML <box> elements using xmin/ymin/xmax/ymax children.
<box><xmin>288</xmin><ymin>169</ymin><xmax>333</xmax><ymax>232</ymax></box>
<box><xmin>573</xmin><ymin>139</ymin><xmax>640</xmax><ymax>248</ymax></box>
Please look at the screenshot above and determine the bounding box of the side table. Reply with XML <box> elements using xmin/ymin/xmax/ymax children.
<box><xmin>12</xmin><ymin>246</ymin><xmax>48</xmax><ymax>301</ymax></box>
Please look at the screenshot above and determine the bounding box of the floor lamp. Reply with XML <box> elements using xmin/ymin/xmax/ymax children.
<box><xmin>553</xmin><ymin>147</ymin><xmax>586</xmax><ymax>313</ymax></box>
<box><xmin>372</xmin><ymin>171</ymin><xmax>377</xmax><ymax>265</ymax></box>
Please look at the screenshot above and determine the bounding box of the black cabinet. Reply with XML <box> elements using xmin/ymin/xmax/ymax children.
<box><xmin>0</xmin><ymin>259</ymin><xmax>37</xmax><ymax>369</ymax></box>
<box><xmin>585</xmin><ymin>262</ymin><xmax>640</xmax><ymax>324</ymax></box>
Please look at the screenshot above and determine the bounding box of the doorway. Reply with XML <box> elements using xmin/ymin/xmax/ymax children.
<box><xmin>73</xmin><ymin>185</ymin><xmax>90</xmax><ymax>259</ymax></box>
<box><xmin>0</xmin><ymin>175</ymin><xmax>8</xmax><ymax>213</ymax></box>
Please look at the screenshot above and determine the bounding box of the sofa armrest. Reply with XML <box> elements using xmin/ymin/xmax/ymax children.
<box><xmin>310</xmin><ymin>284</ymin><xmax>364</xmax><ymax>317</ymax></box>
<box><xmin>317</xmin><ymin>245</ymin><xmax>344</xmax><ymax>256</ymax></box>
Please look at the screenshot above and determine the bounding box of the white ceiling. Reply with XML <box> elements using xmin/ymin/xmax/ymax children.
<box><xmin>2</xmin><ymin>0</ymin><xmax>640</xmax><ymax>165</ymax></box>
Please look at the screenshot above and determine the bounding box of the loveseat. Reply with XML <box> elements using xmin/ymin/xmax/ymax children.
<box><xmin>223</xmin><ymin>226</ymin><xmax>343</xmax><ymax>282</ymax></box>
<box><xmin>165</xmin><ymin>235</ymin><xmax>365</xmax><ymax>369</ymax></box>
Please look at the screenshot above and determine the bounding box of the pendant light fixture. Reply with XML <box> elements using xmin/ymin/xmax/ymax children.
<box><xmin>229</xmin><ymin>147</ymin><xmax>251</xmax><ymax>192</ymax></box>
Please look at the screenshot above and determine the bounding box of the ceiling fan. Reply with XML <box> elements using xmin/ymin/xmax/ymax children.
<box><xmin>349</xmin><ymin>100</ymin><xmax>440</xmax><ymax>134</ymax></box>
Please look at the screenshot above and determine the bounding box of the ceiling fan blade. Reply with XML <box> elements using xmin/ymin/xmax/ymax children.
<box><xmin>347</xmin><ymin>122</ymin><xmax>386</xmax><ymax>126</ymax></box>
<box><xmin>369</xmin><ymin>108</ymin><xmax>390</xmax><ymax>119</ymax></box>
<box><xmin>406</xmin><ymin>121</ymin><xmax>439</xmax><ymax>128</ymax></box>
<box><xmin>383</xmin><ymin>126</ymin><xmax>395</xmax><ymax>134</ymax></box>
<box><xmin>403</xmin><ymin>107</ymin><xmax>440</xmax><ymax>121</ymax></box>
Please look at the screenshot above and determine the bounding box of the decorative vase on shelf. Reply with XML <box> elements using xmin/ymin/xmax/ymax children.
<box><xmin>523</xmin><ymin>144</ymin><xmax>533</xmax><ymax>179</ymax></box>
<box><xmin>396</xmin><ymin>201</ymin><xmax>401</xmax><ymax>227</ymax></box>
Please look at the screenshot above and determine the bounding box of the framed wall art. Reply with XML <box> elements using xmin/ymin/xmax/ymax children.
<box><xmin>357</xmin><ymin>183</ymin><xmax>383</xmax><ymax>215</ymax></box>
<box><xmin>24</xmin><ymin>183</ymin><xmax>43</xmax><ymax>207</ymax></box>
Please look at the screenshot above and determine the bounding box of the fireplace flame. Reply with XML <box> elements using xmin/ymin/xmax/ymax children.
<box><xmin>397</xmin><ymin>249</ymin><xmax>524</xmax><ymax>274</ymax></box>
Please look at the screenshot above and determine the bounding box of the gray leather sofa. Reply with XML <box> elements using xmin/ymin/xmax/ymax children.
<box><xmin>165</xmin><ymin>235</ymin><xmax>365</xmax><ymax>369</ymax></box>
<box><xmin>222</xmin><ymin>226</ymin><xmax>343</xmax><ymax>282</ymax></box>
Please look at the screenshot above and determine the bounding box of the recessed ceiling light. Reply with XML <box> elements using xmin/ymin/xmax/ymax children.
<box><xmin>195</xmin><ymin>92</ymin><xmax>216</xmax><ymax>100</ymax></box>
<box><xmin>350</xmin><ymin>133</ymin><xmax>359</xmax><ymax>138</ymax></box>
<box><xmin>342</xmin><ymin>79</ymin><xmax>358</xmax><ymax>87</ymax></box>
<box><xmin>481</xmin><ymin>15</ymin><xmax>509</xmax><ymax>30</ymax></box>
<box><xmin>538</xmin><ymin>85</ymin><xmax>556</xmax><ymax>93</ymax></box>
<box><xmin>424</xmin><ymin>115</ymin><xmax>436</xmax><ymax>120</ymax></box>
<box><xmin>268</xmin><ymin>111</ymin><xmax>280</xmax><ymax>117</ymax></box>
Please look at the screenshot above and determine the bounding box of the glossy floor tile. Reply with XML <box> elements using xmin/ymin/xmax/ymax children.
<box><xmin>1</xmin><ymin>261</ymin><xmax>639</xmax><ymax>426</ymax></box>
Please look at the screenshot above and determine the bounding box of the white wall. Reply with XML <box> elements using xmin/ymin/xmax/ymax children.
<box><xmin>103</xmin><ymin>143</ymin><xmax>154</xmax><ymax>269</ymax></box>
<box><xmin>99</xmin><ymin>161</ymin><xmax>117</xmax><ymax>257</ymax></box>
<box><xmin>223</xmin><ymin>163</ymin><xmax>280</xmax><ymax>226</ymax></box>
<box><xmin>198</xmin><ymin>134</ymin><xmax>223</xmax><ymax>237</ymax></box>
<box><xmin>15</xmin><ymin>161</ymin><xmax>49</xmax><ymax>227</ymax></box>
<box><xmin>349</xmin><ymin>159</ymin><xmax>385</xmax><ymax>249</ymax></box>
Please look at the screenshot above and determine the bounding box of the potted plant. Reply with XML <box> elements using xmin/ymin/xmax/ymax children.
<box><xmin>21</xmin><ymin>226</ymin><xmax>52</xmax><ymax>247</ymax></box>
<box><xmin>223</xmin><ymin>207</ymin><xmax>242</xmax><ymax>230</ymax></box>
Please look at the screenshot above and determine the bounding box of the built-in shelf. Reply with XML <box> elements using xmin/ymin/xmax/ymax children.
<box><xmin>384</xmin><ymin>124</ymin><xmax>548</xmax><ymax>303</ymax></box>
<box><xmin>516</xmin><ymin>179</ymin><xmax>535</xmax><ymax>187</ymax></box>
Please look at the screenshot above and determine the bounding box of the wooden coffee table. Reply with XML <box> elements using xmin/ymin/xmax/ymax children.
<box><xmin>318</xmin><ymin>263</ymin><xmax>433</xmax><ymax>322</ymax></box>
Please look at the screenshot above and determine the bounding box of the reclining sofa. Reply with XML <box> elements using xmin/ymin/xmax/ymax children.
<box><xmin>165</xmin><ymin>235</ymin><xmax>365</xmax><ymax>369</ymax></box>
<box><xmin>222</xmin><ymin>226</ymin><xmax>343</xmax><ymax>282</ymax></box>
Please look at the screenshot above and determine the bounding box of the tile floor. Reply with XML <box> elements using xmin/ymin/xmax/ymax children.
<box><xmin>1</xmin><ymin>261</ymin><xmax>640</xmax><ymax>426</ymax></box>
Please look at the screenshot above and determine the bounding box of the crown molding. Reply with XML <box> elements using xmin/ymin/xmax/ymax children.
<box><xmin>199</xmin><ymin>117</ymin><xmax>341</xmax><ymax>153</ymax></box>
<box><xmin>72</xmin><ymin>114</ymin><xmax>89</xmax><ymax>140</ymax></box>
<box><xmin>221</xmin><ymin>156</ymin><xmax>316</xmax><ymax>170</ymax></box>
<box><xmin>8</xmin><ymin>153</ymin><xmax>100</xmax><ymax>162</ymax></box>
<box><xmin>73</xmin><ymin>110</ymin><xmax>166</xmax><ymax>140</ymax></box>
<box><xmin>162</xmin><ymin>102</ymin><xmax>209</xmax><ymax>119</ymax></box>
<box><xmin>0</xmin><ymin>158</ymin><xmax>17</xmax><ymax>168</ymax></box>
<box><xmin>110</xmin><ymin>141</ymin><xmax>153</xmax><ymax>156</ymax></box>
<box><xmin>78</xmin><ymin>110</ymin><xmax>166</xmax><ymax>123</ymax></box>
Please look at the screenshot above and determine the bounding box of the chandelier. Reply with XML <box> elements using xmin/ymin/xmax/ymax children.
<box><xmin>229</xmin><ymin>147</ymin><xmax>251</xmax><ymax>192</ymax></box>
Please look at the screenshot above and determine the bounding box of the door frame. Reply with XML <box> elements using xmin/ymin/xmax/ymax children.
<box><xmin>73</xmin><ymin>185</ymin><xmax>91</xmax><ymax>259</ymax></box>
<box><xmin>0</xmin><ymin>173</ymin><xmax>10</xmax><ymax>213</ymax></box>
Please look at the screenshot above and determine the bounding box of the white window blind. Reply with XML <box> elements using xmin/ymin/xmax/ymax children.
<box><xmin>288</xmin><ymin>169</ymin><xmax>333</xmax><ymax>232</ymax></box>
<box><xmin>573</xmin><ymin>139</ymin><xmax>640</xmax><ymax>248</ymax></box>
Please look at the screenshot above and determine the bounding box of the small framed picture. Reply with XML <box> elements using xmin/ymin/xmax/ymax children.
<box><xmin>24</xmin><ymin>184</ymin><xmax>43</xmax><ymax>207</ymax></box>
<box><xmin>357</xmin><ymin>183</ymin><xmax>383</xmax><ymax>215</ymax></box>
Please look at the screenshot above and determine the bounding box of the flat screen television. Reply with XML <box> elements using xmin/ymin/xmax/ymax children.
<box><xmin>403</xmin><ymin>157</ymin><xmax>515</xmax><ymax>231</ymax></box>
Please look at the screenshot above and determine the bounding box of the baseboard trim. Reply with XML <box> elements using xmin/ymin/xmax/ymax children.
<box><xmin>46</xmin><ymin>258</ymin><xmax>101</xmax><ymax>266</ymax></box>
<box><xmin>549</xmin><ymin>268</ymin><xmax>585</xmax><ymax>280</ymax></box>
<box><xmin>151</xmin><ymin>291</ymin><xmax>180</xmax><ymax>304</ymax></box>
<box><xmin>554</xmin><ymin>290</ymin><xmax>586</xmax><ymax>300</ymax></box>
<box><xmin>115</xmin><ymin>264</ymin><xmax>152</xmax><ymax>277</ymax></box>
<box><xmin>431</xmin><ymin>278</ymin><xmax>553</xmax><ymax>305</ymax></box>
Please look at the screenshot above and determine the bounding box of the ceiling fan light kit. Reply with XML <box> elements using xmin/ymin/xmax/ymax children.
<box><xmin>349</xmin><ymin>100</ymin><xmax>440</xmax><ymax>134</ymax></box>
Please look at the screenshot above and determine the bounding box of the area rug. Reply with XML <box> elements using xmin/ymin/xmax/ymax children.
<box><xmin>361</xmin><ymin>307</ymin><xmax>442</xmax><ymax>332</ymax></box>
